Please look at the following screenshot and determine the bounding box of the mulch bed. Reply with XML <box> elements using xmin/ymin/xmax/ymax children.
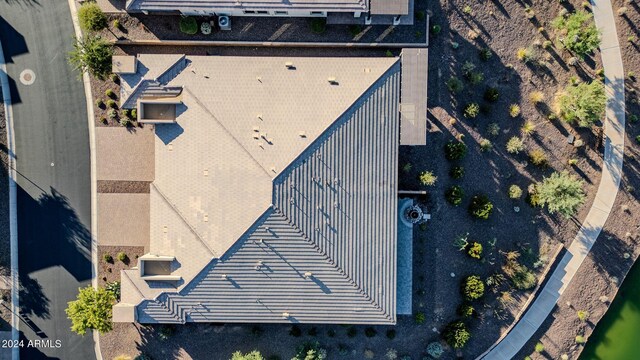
<box><xmin>97</xmin><ymin>180</ymin><xmax>150</xmax><ymax>193</ymax></box>
<box><xmin>517</xmin><ymin>1</ymin><xmax>640</xmax><ymax>359</ymax></box>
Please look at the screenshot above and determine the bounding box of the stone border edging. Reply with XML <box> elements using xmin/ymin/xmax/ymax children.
<box><xmin>474</xmin><ymin>243</ymin><xmax>565</xmax><ymax>360</ymax></box>
<box><xmin>0</xmin><ymin>32</ymin><xmax>20</xmax><ymax>360</ymax></box>
<box><xmin>67</xmin><ymin>0</ymin><xmax>102</xmax><ymax>359</ymax></box>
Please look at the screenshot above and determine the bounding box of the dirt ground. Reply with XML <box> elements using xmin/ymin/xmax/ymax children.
<box><xmin>98</xmin><ymin>245</ymin><xmax>145</xmax><ymax>286</ymax></box>
<box><xmin>517</xmin><ymin>1</ymin><xmax>640</xmax><ymax>359</ymax></box>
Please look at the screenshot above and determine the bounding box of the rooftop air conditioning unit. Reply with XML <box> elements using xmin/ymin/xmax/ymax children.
<box><xmin>218</xmin><ymin>15</ymin><xmax>231</xmax><ymax>30</ymax></box>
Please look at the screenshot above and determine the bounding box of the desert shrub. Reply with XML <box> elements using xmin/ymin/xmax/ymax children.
<box><xmin>516</xmin><ymin>47</ymin><xmax>535</xmax><ymax>63</ymax></box>
<box><xmin>521</xmin><ymin>121</ymin><xmax>536</xmax><ymax>136</ymax></box>
<box><xmin>106</xmin><ymin>99</ymin><xmax>117</xmax><ymax>109</ymax></box>
<box><xmin>292</xmin><ymin>341</ymin><xmax>326</xmax><ymax>360</ymax></box>
<box><xmin>509</xmin><ymin>104</ymin><xmax>521</xmax><ymax>118</ymax></box>
<box><xmin>310</xmin><ymin>18</ymin><xmax>326</xmax><ymax>34</ymax></box>
<box><xmin>466</xmin><ymin>242</ymin><xmax>483</xmax><ymax>259</ymax></box>
<box><xmin>446</xmin><ymin>77</ymin><xmax>464</xmax><ymax>93</ymax></box>
<box><xmin>479</xmin><ymin>47</ymin><xmax>492</xmax><ymax>61</ymax></box>
<box><xmin>385</xmin><ymin>348</ymin><xmax>398</xmax><ymax>360</ymax></box>
<box><xmin>426</xmin><ymin>342</ymin><xmax>444</xmax><ymax>358</ymax></box>
<box><xmin>347</xmin><ymin>327</ymin><xmax>357</xmax><ymax>338</ymax></box>
<box><xmin>462</xmin><ymin>275</ymin><xmax>485</xmax><ymax>300</ymax></box>
<box><xmin>364</xmin><ymin>327</ymin><xmax>377</xmax><ymax>337</ymax></box>
<box><xmin>117</xmin><ymin>252</ymin><xmax>128</xmax><ymax>263</ymax></box>
<box><xmin>484</xmin><ymin>87</ymin><xmax>500</xmax><ymax>102</ymax></box>
<box><xmin>461</xmin><ymin>61</ymin><xmax>476</xmax><ymax>77</ymax></box>
<box><xmin>552</xmin><ymin>11</ymin><xmax>601</xmax><ymax>58</ymax></box>
<box><xmin>576</xmin><ymin>335</ymin><xmax>586</xmax><ymax>344</ymax></box>
<box><xmin>179</xmin><ymin>16</ymin><xmax>198</xmax><ymax>34</ymax></box>
<box><xmin>457</xmin><ymin>304</ymin><xmax>475</xmax><ymax>318</ymax></box>
<box><xmin>445</xmin><ymin>141</ymin><xmax>467</xmax><ymax>161</ymax></box>
<box><xmin>535</xmin><ymin>342</ymin><xmax>544</xmax><ymax>352</ymax></box>
<box><xmin>543</xmin><ymin>40</ymin><xmax>553</xmax><ymax>49</ymax></box>
<box><xmin>577</xmin><ymin>310</ymin><xmax>590</xmax><ymax>321</ymax></box>
<box><xmin>557</xmin><ymin>80</ymin><xmax>606</xmax><ymax>127</ymax></box>
<box><xmin>463</xmin><ymin>103</ymin><xmax>480</xmax><ymax>118</ymax></box>
<box><xmin>415</xmin><ymin>311</ymin><xmax>426</xmax><ymax>324</ymax></box>
<box><xmin>513</xmin><ymin>266</ymin><xmax>537</xmax><ymax>289</ymax></box>
<box><xmin>68</xmin><ymin>35</ymin><xmax>113</xmax><ymax>79</ymax></box>
<box><xmin>527</xmin><ymin>184</ymin><xmax>543</xmax><ymax>207</ymax></box>
<box><xmin>431</xmin><ymin>24</ymin><xmax>442</xmax><ymax>35</ymax></box>
<box><xmin>78</xmin><ymin>2</ymin><xmax>107</xmax><ymax>32</ymax></box>
<box><xmin>103</xmin><ymin>254</ymin><xmax>113</xmax><ymax>263</ymax></box>
<box><xmin>95</xmin><ymin>99</ymin><xmax>105</xmax><ymax>108</ymax></box>
<box><xmin>529</xmin><ymin>91</ymin><xmax>544</xmax><ymax>104</ymax></box>
<box><xmin>105</xmin><ymin>89</ymin><xmax>116</xmax><ymax>98</ymax></box>
<box><xmin>385</xmin><ymin>50</ymin><xmax>393</xmax><ymax>57</ymax></box>
<box><xmin>131</xmin><ymin>109</ymin><xmax>137</xmax><ymax>119</ymax></box>
<box><xmin>506</xmin><ymin>137</ymin><xmax>524</xmax><ymax>154</ymax></box>
<box><xmin>107</xmin><ymin>109</ymin><xmax>117</xmax><ymax>120</ymax></box>
<box><xmin>415</xmin><ymin>10</ymin><xmax>426</xmax><ymax>21</ymax></box>
<box><xmin>105</xmin><ymin>281</ymin><xmax>121</xmax><ymax>301</ymax></box>
<box><xmin>479</xmin><ymin>139</ymin><xmax>492</xmax><ymax>152</ymax></box>
<box><xmin>112</xmin><ymin>19</ymin><xmax>121</xmax><ymax>30</ymax></box>
<box><xmin>449</xmin><ymin>166</ymin><xmax>464</xmax><ymax>179</ymax></box>
<box><xmin>509</xmin><ymin>185</ymin><xmax>523</xmax><ymax>199</ymax></box>
<box><xmin>65</xmin><ymin>286</ymin><xmax>115</xmax><ymax>335</ymax></box>
<box><xmin>445</xmin><ymin>185</ymin><xmax>464</xmax><ymax>206</ymax></box>
<box><xmin>468</xmin><ymin>195</ymin><xmax>493</xmax><ymax>219</ymax></box>
<box><xmin>289</xmin><ymin>325</ymin><xmax>302</xmax><ymax>337</ymax></box>
<box><xmin>443</xmin><ymin>321</ymin><xmax>471</xmax><ymax>349</ymax></box>
<box><xmin>487</xmin><ymin>122</ymin><xmax>500</xmax><ymax>136</ymax></box>
<box><xmin>231</xmin><ymin>351</ymin><xmax>264</xmax><ymax>360</ymax></box>
<box><xmin>537</xmin><ymin>171</ymin><xmax>586</xmax><ymax>217</ymax></box>
<box><xmin>529</xmin><ymin>149</ymin><xmax>548</xmax><ymax>167</ymax></box>
<box><xmin>386</xmin><ymin>329</ymin><xmax>396</xmax><ymax>339</ymax></box>
<box><xmin>419</xmin><ymin>171</ymin><xmax>437</xmax><ymax>186</ymax></box>
<box><xmin>486</xmin><ymin>273</ymin><xmax>506</xmax><ymax>288</ymax></box>
<box><xmin>120</xmin><ymin>118</ymin><xmax>130</xmax><ymax>127</ymax></box>
<box><xmin>468</xmin><ymin>71</ymin><xmax>484</xmax><ymax>85</ymax></box>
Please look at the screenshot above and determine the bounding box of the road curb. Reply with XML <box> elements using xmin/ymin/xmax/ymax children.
<box><xmin>66</xmin><ymin>0</ymin><xmax>102</xmax><ymax>359</ymax></box>
<box><xmin>0</xmin><ymin>33</ymin><xmax>21</xmax><ymax>360</ymax></box>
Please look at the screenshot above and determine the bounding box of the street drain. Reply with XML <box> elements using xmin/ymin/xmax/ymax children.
<box><xmin>19</xmin><ymin>69</ymin><xmax>36</xmax><ymax>85</ymax></box>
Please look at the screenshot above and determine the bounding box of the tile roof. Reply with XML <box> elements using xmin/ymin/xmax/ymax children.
<box><xmin>370</xmin><ymin>0</ymin><xmax>409</xmax><ymax>15</ymax></box>
<box><xmin>119</xmin><ymin>55</ymin><xmax>401</xmax><ymax>324</ymax></box>
<box><xmin>126</xmin><ymin>0</ymin><xmax>369</xmax><ymax>12</ymax></box>
<box><xmin>399</xmin><ymin>48</ymin><xmax>428</xmax><ymax>145</ymax></box>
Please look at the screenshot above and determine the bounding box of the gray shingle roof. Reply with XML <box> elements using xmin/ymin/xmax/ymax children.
<box><xmin>119</xmin><ymin>55</ymin><xmax>401</xmax><ymax>324</ymax></box>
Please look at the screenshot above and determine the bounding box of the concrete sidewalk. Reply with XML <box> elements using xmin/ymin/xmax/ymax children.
<box><xmin>477</xmin><ymin>1</ymin><xmax>626</xmax><ymax>358</ymax></box>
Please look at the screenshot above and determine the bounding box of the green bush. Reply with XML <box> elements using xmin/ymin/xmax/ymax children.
<box><xmin>445</xmin><ymin>141</ymin><xmax>467</xmax><ymax>160</ymax></box>
<box><xmin>231</xmin><ymin>351</ymin><xmax>264</xmax><ymax>360</ymax></box>
<box><xmin>529</xmin><ymin>149</ymin><xmax>548</xmax><ymax>167</ymax></box>
<box><xmin>105</xmin><ymin>89</ymin><xmax>116</xmax><ymax>98</ymax></box>
<box><xmin>457</xmin><ymin>303</ymin><xmax>475</xmax><ymax>317</ymax></box>
<box><xmin>131</xmin><ymin>109</ymin><xmax>137</xmax><ymax>119</ymax></box>
<box><xmin>535</xmin><ymin>342</ymin><xmax>544</xmax><ymax>353</ymax></box>
<box><xmin>415</xmin><ymin>311</ymin><xmax>426</xmax><ymax>324</ymax></box>
<box><xmin>461</xmin><ymin>275</ymin><xmax>485</xmax><ymax>300</ymax></box>
<box><xmin>577</xmin><ymin>310</ymin><xmax>589</xmax><ymax>321</ymax></box>
<box><xmin>557</xmin><ymin>80</ymin><xmax>606</xmax><ymax>127</ymax></box>
<box><xmin>537</xmin><ymin>171</ymin><xmax>586</xmax><ymax>217</ymax></box>
<box><xmin>348</xmin><ymin>25</ymin><xmax>362</xmax><ymax>37</ymax></box>
<box><xmin>463</xmin><ymin>103</ymin><xmax>480</xmax><ymax>118</ymax></box>
<box><xmin>576</xmin><ymin>335</ymin><xmax>586</xmax><ymax>344</ymax></box>
<box><xmin>443</xmin><ymin>321</ymin><xmax>471</xmax><ymax>349</ymax></box>
<box><xmin>552</xmin><ymin>11</ymin><xmax>601</xmax><ymax>58</ymax></box>
<box><xmin>526</xmin><ymin>184</ymin><xmax>543</xmax><ymax>207</ymax></box>
<box><xmin>466</xmin><ymin>242</ymin><xmax>483</xmax><ymax>259</ymax></box>
<box><xmin>449</xmin><ymin>166</ymin><xmax>464</xmax><ymax>179</ymax></box>
<box><xmin>445</xmin><ymin>185</ymin><xmax>464</xmax><ymax>206</ymax></box>
<box><xmin>512</xmin><ymin>265</ymin><xmax>537</xmax><ymax>290</ymax></box>
<box><xmin>78</xmin><ymin>2</ymin><xmax>107</xmax><ymax>32</ymax></box>
<box><xmin>419</xmin><ymin>171</ymin><xmax>437</xmax><ymax>186</ymax></box>
<box><xmin>506</xmin><ymin>136</ymin><xmax>524</xmax><ymax>154</ymax></box>
<box><xmin>116</xmin><ymin>252</ymin><xmax>128</xmax><ymax>263</ymax></box>
<box><xmin>487</xmin><ymin>122</ymin><xmax>500</xmax><ymax>136</ymax></box>
<box><xmin>479</xmin><ymin>48</ymin><xmax>492</xmax><ymax>61</ymax></box>
<box><xmin>468</xmin><ymin>195</ymin><xmax>493</xmax><ymax>219</ymax></box>
<box><xmin>103</xmin><ymin>253</ymin><xmax>113</xmax><ymax>263</ymax></box>
<box><xmin>310</xmin><ymin>18</ymin><xmax>326</xmax><ymax>34</ymax></box>
<box><xmin>446</xmin><ymin>76</ymin><xmax>464</xmax><ymax>93</ymax></box>
<box><xmin>112</xmin><ymin>19</ymin><xmax>121</xmax><ymax>30</ymax></box>
<box><xmin>68</xmin><ymin>35</ymin><xmax>113</xmax><ymax>79</ymax></box>
<box><xmin>509</xmin><ymin>185</ymin><xmax>523</xmax><ymax>199</ymax></box>
<box><xmin>483</xmin><ymin>87</ymin><xmax>500</xmax><ymax>102</ymax></box>
<box><xmin>179</xmin><ymin>16</ymin><xmax>198</xmax><ymax>34</ymax></box>
<box><xmin>110</xmin><ymin>73</ymin><xmax>119</xmax><ymax>83</ymax></box>
<box><xmin>107</xmin><ymin>109</ymin><xmax>117</xmax><ymax>120</ymax></box>
<box><xmin>105</xmin><ymin>281</ymin><xmax>120</xmax><ymax>301</ymax></box>
<box><xmin>95</xmin><ymin>99</ymin><xmax>105</xmax><ymax>109</ymax></box>
<box><xmin>292</xmin><ymin>341</ymin><xmax>325</xmax><ymax>360</ymax></box>
<box><xmin>480</xmin><ymin>139</ymin><xmax>493</xmax><ymax>152</ymax></box>
<box><xmin>364</xmin><ymin>327</ymin><xmax>377</xmax><ymax>337</ymax></box>
<box><xmin>416</xmin><ymin>10</ymin><xmax>426</xmax><ymax>21</ymax></box>
<box><xmin>430</xmin><ymin>24</ymin><xmax>442</xmax><ymax>35</ymax></box>
<box><xmin>106</xmin><ymin>99</ymin><xmax>117</xmax><ymax>109</ymax></box>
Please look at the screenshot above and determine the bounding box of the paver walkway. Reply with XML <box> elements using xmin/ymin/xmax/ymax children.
<box><xmin>477</xmin><ymin>1</ymin><xmax>626</xmax><ymax>359</ymax></box>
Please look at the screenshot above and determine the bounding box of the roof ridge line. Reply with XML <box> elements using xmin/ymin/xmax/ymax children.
<box><xmin>121</xmin><ymin>269</ymin><xmax>146</xmax><ymax>302</ymax></box>
<box><xmin>182</xmin><ymin>87</ymin><xmax>273</xmax><ymax>179</ymax></box>
<box><xmin>272</xmin><ymin>57</ymin><xmax>402</xmax><ymax>186</ymax></box>
<box><xmin>273</xmin><ymin>207</ymin><xmax>388</xmax><ymax>316</ymax></box>
<box><xmin>151</xmin><ymin>182</ymin><xmax>218</xmax><ymax>258</ymax></box>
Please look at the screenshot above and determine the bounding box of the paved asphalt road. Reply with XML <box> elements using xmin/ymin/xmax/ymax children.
<box><xmin>0</xmin><ymin>0</ymin><xmax>95</xmax><ymax>359</ymax></box>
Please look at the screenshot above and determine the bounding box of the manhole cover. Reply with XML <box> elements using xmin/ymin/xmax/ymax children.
<box><xmin>19</xmin><ymin>69</ymin><xmax>36</xmax><ymax>85</ymax></box>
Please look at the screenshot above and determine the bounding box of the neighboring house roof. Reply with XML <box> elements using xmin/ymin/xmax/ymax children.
<box><xmin>126</xmin><ymin>0</ymin><xmax>368</xmax><ymax>13</ymax></box>
<box><xmin>399</xmin><ymin>48</ymin><xmax>428</xmax><ymax>145</ymax></box>
<box><xmin>370</xmin><ymin>0</ymin><xmax>409</xmax><ymax>15</ymax></box>
<box><xmin>117</xmin><ymin>55</ymin><xmax>402</xmax><ymax>324</ymax></box>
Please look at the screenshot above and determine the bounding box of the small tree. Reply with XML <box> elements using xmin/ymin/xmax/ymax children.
<box><xmin>552</xmin><ymin>11</ymin><xmax>601</xmax><ymax>58</ymax></box>
<box><xmin>445</xmin><ymin>141</ymin><xmax>468</xmax><ymax>161</ymax></box>
<box><xmin>66</xmin><ymin>286</ymin><xmax>115</xmax><ymax>335</ymax></box>
<box><xmin>443</xmin><ymin>321</ymin><xmax>471</xmax><ymax>349</ymax></box>
<box><xmin>537</xmin><ymin>171</ymin><xmax>586</xmax><ymax>217</ymax></box>
<box><xmin>468</xmin><ymin>195</ymin><xmax>493</xmax><ymax>219</ymax></box>
<box><xmin>231</xmin><ymin>351</ymin><xmax>264</xmax><ymax>360</ymax></box>
<box><xmin>445</xmin><ymin>185</ymin><xmax>464</xmax><ymax>206</ymax></box>
<box><xmin>68</xmin><ymin>35</ymin><xmax>113</xmax><ymax>79</ymax></box>
<box><xmin>557</xmin><ymin>80</ymin><xmax>606</xmax><ymax>127</ymax></box>
<box><xmin>78</xmin><ymin>2</ymin><xmax>107</xmax><ymax>32</ymax></box>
